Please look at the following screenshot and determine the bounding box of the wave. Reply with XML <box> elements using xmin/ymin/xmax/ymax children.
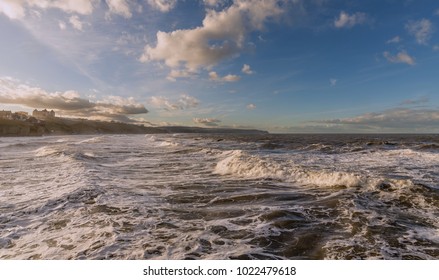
<box><xmin>214</xmin><ymin>150</ymin><xmax>364</xmax><ymax>187</ymax></box>
<box><xmin>35</xmin><ymin>146</ymin><xmax>63</xmax><ymax>157</ymax></box>
<box><xmin>145</xmin><ymin>135</ymin><xmax>179</xmax><ymax>148</ymax></box>
<box><xmin>77</xmin><ymin>136</ymin><xmax>105</xmax><ymax>144</ymax></box>
<box><xmin>34</xmin><ymin>146</ymin><xmax>97</xmax><ymax>162</ymax></box>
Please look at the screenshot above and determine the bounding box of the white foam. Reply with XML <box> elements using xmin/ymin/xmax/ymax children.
<box><xmin>214</xmin><ymin>150</ymin><xmax>363</xmax><ymax>187</ymax></box>
<box><xmin>77</xmin><ymin>136</ymin><xmax>105</xmax><ymax>144</ymax></box>
<box><xmin>34</xmin><ymin>146</ymin><xmax>61</xmax><ymax>157</ymax></box>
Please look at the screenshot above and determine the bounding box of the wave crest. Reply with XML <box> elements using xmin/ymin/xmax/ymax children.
<box><xmin>214</xmin><ymin>150</ymin><xmax>363</xmax><ymax>187</ymax></box>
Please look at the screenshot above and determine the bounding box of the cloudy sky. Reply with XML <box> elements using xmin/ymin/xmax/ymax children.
<box><xmin>0</xmin><ymin>0</ymin><xmax>438</xmax><ymax>132</ymax></box>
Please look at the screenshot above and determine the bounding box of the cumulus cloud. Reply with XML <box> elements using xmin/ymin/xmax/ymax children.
<box><xmin>167</xmin><ymin>69</ymin><xmax>194</xmax><ymax>81</ymax></box>
<box><xmin>147</xmin><ymin>0</ymin><xmax>177</xmax><ymax>12</ymax></box>
<box><xmin>0</xmin><ymin>76</ymin><xmax>148</xmax><ymax>120</ymax></box>
<box><xmin>242</xmin><ymin>64</ymin><xmax>253</xmax><ymax>75</ymax></box>
<box><xmin>246</xmin><ymin>103</ymin><xmax>256</xmax><ymax>110</ymax></box>
<box><xmin>386</xmin><ymin>36</ymin><xmax>401</xmax><ymax>44</ymax></box>
<box><xmin>209</xmin><ymin>71</ymin><xmax>240</xmax><ymax>82</ymax></box>
<box><xmin>58</xmin><ymin>20</ymin><xmax>67</xmax><ymax>30</ymax></box>
<box><xmin>383</xmin><ymin>50</ymin><xmax>415</xmax><ymax>65</ymax></box>
<box><xmin>330</xmin><ymin>78</ymin><xmax>337</xmax><ymax>86</ymax></box>
<box><xmin>0</xmin><ymin>0</ymin><xmax>98</xmax><ymax>20</ymax></box>
<box><xmin>334</xmin><ymin>11</ymin><xmax>367</xmax><ymax>28</ymax></box>
<box><xmin>149</xmin><ymin>94</ymin><xmax>199</xmax><ymax>111</ymax></box>
<box><xmin>203</xmin><ymin>0</ymin><xmax>225</xmax><ymax>7</ymax></box>
<box><xmin>406</xmin><ymin>19</ymin><xmax>434</xmax><ymax>45</ymax></box>
<box><xmin>106</xmin><ymin>0</ymin><xmax>132</xmax><ymax>18</ymax></box>
<box><xmin>140</xmin><ymin>0</ymin><xmax>285</xmax><ymax>72</ymax></box>
<box><xmin>193</xmin><ymin>117</ymin><xmax>221</xmax><ymax>126</ymax></box>
<box><xmin>0</xmin><ymin>0</ymin><xmax>26</xmax><ymax>19</ymax></box>
<box><xmin>69</xmin><ymin>15</ymin><xmax>84</xmax><ymax>31</ymax></box>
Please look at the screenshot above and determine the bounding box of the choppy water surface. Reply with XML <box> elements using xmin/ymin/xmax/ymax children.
<box><xmin>0</xmin><ymin>134</ymin><xmax>438</xmax><ymax>259</ymax></box>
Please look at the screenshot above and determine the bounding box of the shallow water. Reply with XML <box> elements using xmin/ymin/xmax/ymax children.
<box><xmin>0</xmin><ymin>134</ymin><xmax>438</xmax><ymax>259</ymax></box>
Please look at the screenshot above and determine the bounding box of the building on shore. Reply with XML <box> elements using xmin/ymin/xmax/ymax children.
<box><xmin>0</xmin><ymin>110</ymin><xmax>13</xmax><ymax>120</ymax></box>
<box><xmin>32</xmin><ymin>109</ymin><xmax>55</xmax><ymax>119</ymax></box>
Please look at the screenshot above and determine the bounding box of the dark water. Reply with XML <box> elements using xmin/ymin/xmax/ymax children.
<box><xmin>0</xmin><ymin>134</ymin><xmax>438</xmax><ymax>259</ymax></box>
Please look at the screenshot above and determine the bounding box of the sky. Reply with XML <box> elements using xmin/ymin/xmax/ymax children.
<box><xmin>0</xmin><ymin>0</ymin><xmax>438</xmax><ymax>133</ymax></box>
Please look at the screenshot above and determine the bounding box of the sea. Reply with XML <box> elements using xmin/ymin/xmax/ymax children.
<box><xmin>0</xmin><ymin>133</ymin><xmax>438</xmax><ymax>260</ymax></box>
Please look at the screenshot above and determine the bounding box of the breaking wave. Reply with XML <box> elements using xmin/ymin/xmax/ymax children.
<box><xmin>214</xmin><ymin>150</ymin><xmax>364</xmax><ymax>187</ymax></box>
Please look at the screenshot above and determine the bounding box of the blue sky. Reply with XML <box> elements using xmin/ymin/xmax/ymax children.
<box><xmin>0</xmin><ymin>0</ymin><xmax>438</xmax><ymax>132</ymax></box>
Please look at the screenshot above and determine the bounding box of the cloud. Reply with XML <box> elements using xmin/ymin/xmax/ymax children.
<box><xmin>315</xmin><ymin>108</ymin><xmax>439</xmax><ymax>131</ymax></box>
<box><xmin>0</xmin><ymin>0</ymin><xmax>26</xmax><ymax>19</ymax></box>
<box><xmin>330</xmin><ymin>78</ymin><xmax>337</xmax><ymax>86</ymax></box>
<box><xmin>203</xmin><ymin>0</ymin><xmax>225</xmax><ymax>7</ymax></box>
<box><xmin>399</xmin><ymin>96</ymin><xmax>429</xmax><ymax>106</ymax></box>
<box><xmin>149</xmin><ymin>94</ymin><xmax>199</xmax><ymax>111</ymax></box>
<box><xmin>386</xmin><ymin>36</ymin><xmax>401</xmax><ymax>44</ymax></box>
<box><xmin>0</xmin><ymin>76</ymin><xmax>148</xmax><ymax>120</ymax></box>
<box><xmin>334</xmin><ymin>11</ymin><xmax>367</xmax><ymax>28</ymax></box>
<box><xmin>246</xmin><ymin>103</ymin><xmax>256</xmax><ymax>110</ymax></box>
<box><xmin>193</xmin><ymin>117</ymin><xmax>221</xmax><ymax>126</ymax></box>
<box><xmin>242</xmin><ymin>64</ymin><xmax>253</xmax><ymax>74</ymax></box>
<box><xmin>383</xmin><ymin>50</ymin><xmax>415</xmax><ymax>65</ymax></box>
<box><xmin>147</xmin><ymin>0</ymin><xmax>177</xmax><ymax>12</ymax></box>
<box><xmin>167</xmin><ymin>69</ymin><xmax>194</xmax><ymax>81</ymax></box>
<box><xmin>106</xmin><ymin>0</ymin><xmax>132</xmax><ymax>18</ymax></box>
<box><xmin>69</xmin><ymin>15</ymin><xmax>84</xmax><ymax>31</ymax></box>
<box><xmin>58</xmin><ymin>21</ymin><xmax>67</xmax><ymax>30</ymax></box>
<box><xmin>209</xmin><ymin>71</ymin><xmax>240</xmax><ymax>82</ymax></box>
<box><xmin>406</xmin><ymin>19</ymin><xmax>434</xmax><ymax>45</ymax></box>
<box><xmin>0</xmin><ymin>0</ymin><xmax>99</xmax><ymax>20</ymax></box>
<box><xmin>31</xmin><ymin>0</ymin><xmax>97</xmax><ymax>15</ymax></box>
<box><xmin>434</xmin><ymin>45</ymin><xmax>439</xmax><ymax>51</ymax></box>
<box><xmin>140</xmin><ymin>0</ymin><xmax>285</xmax><ymax>72</ymax></box>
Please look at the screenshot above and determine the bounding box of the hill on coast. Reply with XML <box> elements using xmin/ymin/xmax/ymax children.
<box><xmin>0</xmin><ymin>117</ymin><xmax>267</xmax><ymax>136</ymax></box>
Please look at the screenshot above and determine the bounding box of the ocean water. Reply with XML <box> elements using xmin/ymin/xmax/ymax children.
<box><xmin>0</xmin><ymin>133</ymin><xmax>438</xmax><ymax>260</ymax></box>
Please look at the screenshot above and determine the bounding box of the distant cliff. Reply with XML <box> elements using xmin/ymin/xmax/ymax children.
<box><xmin>161</xmin><ymin>126</ymin><xmax>269</xmax><ymax>134</ymax></box>
<box><xmin>0</xmin><ymin>118</ymin><xmax>165</xmax><ymax>136</ymax></box>
<box><xmin>0</xmin><ymin>118</ymin><xmax>268</xmax><ymax>137</ymax></box>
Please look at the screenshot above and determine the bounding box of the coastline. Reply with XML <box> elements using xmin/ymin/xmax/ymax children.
<box><xmin>0</xmin><ymin>117</ymin><xmax>268</xmax><ymax>137</ymax></box>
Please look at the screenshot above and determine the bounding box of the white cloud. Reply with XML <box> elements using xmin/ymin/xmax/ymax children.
<box><xmin>334</xmin><ymin>11</ymin><xmax>367</xmax><ymax>28</ymax></box>
<box><xmin>330</xmin><ymin>78</ymin><xmax>337</xmax><ymax>86</ymax></box>
<box><xmin>69</xmin><ymin>15</ymin><xmax>84</xmax><ymax>31</ymax></box>
<box><xmin>58</xmin><ymin>20</ymin><xmax>66</xmax><ymax>30</ymax></box>
<box><xmin>141</xmin><ymin>0</ymin><xmax>285</xmax><ymax>72</ymax></box>
<box><xmin>28</xmin><ymin>0</ymin><xmax>97</xmax><ymax>15</ymax></box>
<box><xmin>318</xmin><ymin>108</ymin><xmax>439</xmax><ymax>130</ymax></box>
<box><xmin>203</xmin><ymin>0</ymin><xmax>225</xmax><ymax>7</ymax></box>
<box><xmin>222</xmin><ymin>74</ymin><xmax>240</xmax><ymax>82</ymax></box>
<box><xmin>193</xmin><ymin>117</ymin><xmax>221</xmax><ymax>126</ymax></box>
<box><xmin>383</xmin><ymin>50</ymin><xmax>415</xmax><ymax>66</ymax></box>
<box><xmin>0</xmin><ymin>76</ymin><xmax>148</xmax><ymax>119</ymax></box>
<box><xmin>209</xmin><ymin>71</ymin><xmax>240</xmax><ymax>82</ymax></box>
<box><xmin>149</xmin><ymin>94</ymin><xmax>199</xmax><ymax>111</ymax></box>
<box><xmin>106</xmin><ymin>0</ymin><xmax>132</xmax><ymax>18</ymax></box>
<box><xmin>167</xmin><ymin>69</ymin><xmax>194</xmax><ymax>81</ymax></box>
<box><xmin>406</xmin><ymin>19</ymin><xmax>434</xmax><ymax>45</ymax></box>
<box><xmin>386</xmin><ymin>36</ymin><xmax>401</xmax><ymax>44</ymax></box>
<box><xmin>247</xmin><ymin>103</ymin><xmax>256</xmax><ymax>110</ymax></box>
<box><xmin>147</xmin><ymin>0</ymin><xmax>177</xmax><ymax>12</ymax></box>
<box><xmin>242</xmin><ymin>64</ymin><xmax>253</xmax><ymax>75</ymax></box>
<box><xmin>0</xmin><ymin>0</ymin><xmax>99</xmax><ymax>20</ymax></box>
<box><xmin>434</xmin><ymin>45</ymin><xmax>439</xmax><ymax>51</ymax></box>
<box><xmin>0</xmin><ymin>0</ymin><xmax>26</xmax><ymax>19</ymax></box>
